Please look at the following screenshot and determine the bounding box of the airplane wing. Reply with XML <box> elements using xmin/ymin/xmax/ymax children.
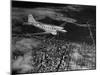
<box><xmin>73</xmin><ymin>23</ymin><xmax>95</xmax><ymax>27</ymax></box>
<box><xmin>59</xmin><ymin>22</ymin><xmax>67</xmax><ymax>27</ymax></box>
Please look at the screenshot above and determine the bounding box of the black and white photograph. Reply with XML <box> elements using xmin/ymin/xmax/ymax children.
<box><xmin>11</xmin><ymin>0</ymin><xmax>96</xmax><ymax>74</ymax></box>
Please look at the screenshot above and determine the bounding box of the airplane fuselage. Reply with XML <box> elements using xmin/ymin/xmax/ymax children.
<box><xmin>29</xmin><ymin>21</ymin><xmax>66</xmax><ymax>35</ymax></box>
<box><xmin>24</xmin><ymin>14</ymin><xmax>67</xmax><ymax>35</ymax></box>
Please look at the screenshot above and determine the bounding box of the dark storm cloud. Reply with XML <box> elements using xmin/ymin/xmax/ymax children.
<box><xmin>12</xmin><ymin>1</ymin><xmax>96</xmax><ymax>27</ymax></box>
<box><xmin>12</xmin><ymin>7</ymin><xmax>77</xmax><ymax>23</ymax></box>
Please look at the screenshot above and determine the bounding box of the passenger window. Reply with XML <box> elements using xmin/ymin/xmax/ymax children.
<box><xmin>52</xmin><ymin>27</ymin><xmax>54</xmax><ymax>29</ymax></box>
<box><xmin>42</xmin><ymin>26</ymin><xmax>45</xmax><ymax>28</ymax></box>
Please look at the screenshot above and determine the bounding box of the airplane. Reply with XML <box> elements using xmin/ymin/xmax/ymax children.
<box><xmin>23</xmin><ymin>14</ymin><xmax>67</xmax><ymax>35</ymax></box>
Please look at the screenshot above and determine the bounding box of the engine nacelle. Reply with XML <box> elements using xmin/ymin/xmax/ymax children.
<box><xmin>51</xmin><ymin>32</ymin><xmax>57</xmax><ymax>35</ymax></box>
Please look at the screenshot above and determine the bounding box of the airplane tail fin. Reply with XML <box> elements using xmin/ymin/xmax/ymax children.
<box><xmin>28</xmin><ymin>14</ymin><xmax>36</xmax><ymax>23</ymax></box>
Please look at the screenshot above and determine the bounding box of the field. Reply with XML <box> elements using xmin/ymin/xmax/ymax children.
<box><xmin>12</xmin><ymin>35</ymin><xmax>96</xmax><ymax>74</ymax></box>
